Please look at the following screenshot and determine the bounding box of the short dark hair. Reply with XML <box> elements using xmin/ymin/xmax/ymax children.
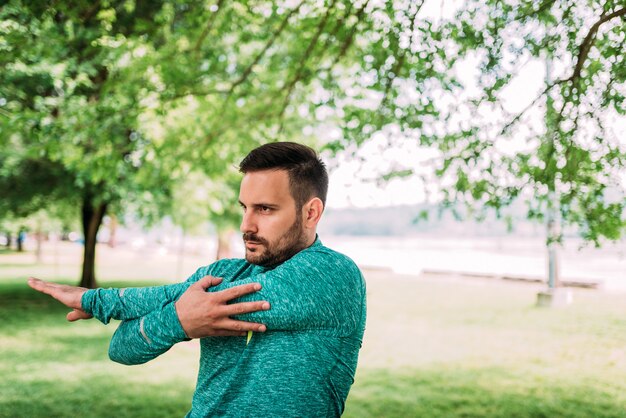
<box><xmin>239</xmin><ymin>142</ymin><xmax>329</xmax><ymax>210</ymax></box>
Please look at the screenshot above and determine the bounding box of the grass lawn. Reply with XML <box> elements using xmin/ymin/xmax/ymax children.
<box><xmin>1</xmin><ymin>244</ymin><xmax>625</xmax><ymax>417</ymax></box>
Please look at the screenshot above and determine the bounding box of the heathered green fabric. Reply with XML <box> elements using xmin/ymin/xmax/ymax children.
<box><xmin>82</xmin><ymin>237</ymin><xmax>366</xmax><ymax>417</ymax></box>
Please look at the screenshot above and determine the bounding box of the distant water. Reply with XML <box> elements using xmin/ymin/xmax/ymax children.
<box><xmin>324</xmin><ymin>235</ymin><xmax>626</xmax><ymax>291</ymax></box>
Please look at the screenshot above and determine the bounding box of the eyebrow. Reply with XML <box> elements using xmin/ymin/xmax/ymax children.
<box><xmin>238</xmin><ymin>201</ymin><xmax>280</xmax><ymax>209</ymax></box>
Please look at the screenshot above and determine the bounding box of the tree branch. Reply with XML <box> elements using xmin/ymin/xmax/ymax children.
<box><xmin>193</xmin><ymin>0</ymin><xmax>226</xmax><ymax>52</ymax></box>
<box><xmin>514</xmin><ymin>0</ymin><xmax>556</xmax><ymax>22</ymax></box>
<box><xmin>380</xmin><ymin>1</ymin><xmax>423</xmax><ymax>110</ymax></box>
<box><xmin>318</xmin><ymin>0</ymin><xmax>370</xmax><ymax>76</ymax></box>
<box><xmin>498</xmin><ymin>7</ymin><xmax>625</xmax><ymax>136</ymax></box>
<box><xmin>601</xmin><ymin>35</ymin><xmax>626</xmax><ymax>107</ymax></box>
<box><xmin>227</xmin><ymin>1</ymin><xmax>305</xmax><ymax>96</ymax></box>
<box><xmin>498</xmin><ymin>79</ymin><xmax>566</xmax><ymax>135</ymax></box>
<box><xmin>569</xmin><ymin>7</ymin><xmax>626</xmax><ymax>85</ymax></box>
<box><xmin>277</xmin><ymin>0</ymin><xmax>338</xmax><ymax>120</ymax></box>
<box><xmin>164</xmin><ymin>87</ymin><xmax>231</xmax><ymax>102</ymax></box>
<box><xmin>548</xmin><ymin>8</ymin><xmax>626</xmax><ymax>140</ymax></box>
<box><xmin>317</xmin><ymin>1</ymin><xmax>355</xmax><ymax>54</ymax></box>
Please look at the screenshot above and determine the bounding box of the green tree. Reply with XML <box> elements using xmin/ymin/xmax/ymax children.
<box><xmin>439</xmin><ymin>0</ymin><xmax>626</xmax><ymax>246</ymax></box>
<box><xmin>2</xmin><ymin>0</ymin><xmax>418</xmax><ymax>286</ymax></box>
<box><xmin>327</xmin><ymin>0</ymin><xmax>625</xmax><ymax>245</ymax></box>
<box><xmin>4</xmin><ymin>0</ymin><xmax>622</xmax><ymax>290</ymax></box>
<box><xmin>1</xmin><ymin>2</ymin><xmax>177</xmax><ymax>287</ymax></box>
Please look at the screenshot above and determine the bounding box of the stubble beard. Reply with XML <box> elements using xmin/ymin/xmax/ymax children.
<box><xmin>243</xmin><ymin>216</ymin><xmax>307</xmax><ymax>267</ymax></box>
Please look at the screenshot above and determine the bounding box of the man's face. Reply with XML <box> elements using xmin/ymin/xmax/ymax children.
<box><xmin>238</xmin><ymin>169</ymin><xmax>308</xmax><ymax>267</ymax></box>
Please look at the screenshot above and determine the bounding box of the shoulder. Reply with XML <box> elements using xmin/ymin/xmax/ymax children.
<box><xmin>188</xmin><ymin>258</ymin><xmax>248</xmax><ymax>282</ymax></box>
<box><xmin>291</xmin><ymin>243</ymin><xmax>363</xmax><ymax>280</ymax></box>
<box><xmin>297</xmin><ymin>241</ymin><xmax>357</xmax><ymax>265</ymax></box>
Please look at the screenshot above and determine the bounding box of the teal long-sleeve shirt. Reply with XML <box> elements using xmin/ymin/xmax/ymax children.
<box><xmin>82</xmin><ymin>237</ymin><xmax>367</xmax><ymax>417</ymax></box>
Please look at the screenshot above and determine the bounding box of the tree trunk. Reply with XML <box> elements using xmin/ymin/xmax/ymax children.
<box><xmin>35</xmin><ymin>224</ymin><xmax>43</xmax><ymax>264</ymax></box>
<box><xmin>80</xmin><ymin>195</ymin><xmax>107</xmax><ymax>289</ymax></box>
<box><xmin>16</xmin><ymin>228</ymin><xmax>25</xmax><ymax>252</ymax></box>
<box><xmin>107</xmin><ymin>214</ymin><xmax>118</xmax><ymax>248</ymax></box>
<box><xmin>216</xmin><ymin>229</ymin><xmax>233</xmax><ymax>260</ymax></box>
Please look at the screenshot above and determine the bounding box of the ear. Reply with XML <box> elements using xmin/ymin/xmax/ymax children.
<box><xmin>302</xmin><ymin>197</ymin><xmax>324</xmax><ymax>229</ymax></box>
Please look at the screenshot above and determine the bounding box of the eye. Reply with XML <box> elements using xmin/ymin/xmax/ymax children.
<box><xmin>259</xmin><ymin>206</ymin><xmax>271</xmax><ymax>213</ymax></box>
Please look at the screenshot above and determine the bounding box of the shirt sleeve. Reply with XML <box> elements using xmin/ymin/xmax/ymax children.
<box><xmin>81</xmin><ymin>268</ymin><xmax>208</xmax><ymax>324</ymax></box>
<box><xmin>107</xmin><ymin>302</ymin><xmax>189</xmax><ymax>365</ymax></box>
<box><xmin>218</xmin><ymin>250</ymin><xmax>366</xmax><ymax>337</ymax></box>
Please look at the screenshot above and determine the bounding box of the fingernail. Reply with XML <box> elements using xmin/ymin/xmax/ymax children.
<box><xmin>259</xmin><ymin>325</ymin><xmax>267</xmax><ymax>332</ymax></box>
<box><xmin>254</xmin><ymin>283</ymin><xmax>261</xmax><ymax>291</ymax></box>
<box><xmin>262</xmin><ymin>302</ymin><xmax>270</xmax><ymax>310</ymax></box>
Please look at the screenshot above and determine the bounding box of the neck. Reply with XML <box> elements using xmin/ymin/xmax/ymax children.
<box><xmin>303</xmin><ymin>231</ymin><xmax>317</xmax><ymax>248</ymax></box>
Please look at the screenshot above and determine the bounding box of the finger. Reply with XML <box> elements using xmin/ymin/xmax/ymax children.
<box><xmin>223</xmin><ymin>301</ymin><xmax>270</xmax><ymax>317</ymax></box>
<box><xmin>27</xmin><ymin>278</ymin><xmax>63</xmax><ymax>297</ymax></box>
<box><xmin>216</xmin><ymin>282</ymin><xmax>262</xmax><ymax>302</ymax></box>
<box><xmin>28</xmin><ymin>278</ymin><xmax>82</xmax><ymax>308</ymax></box>
<box><xmin>220</xmin><ymin>319</ymin><xmax>267</xmax><ymax>333</ymax></box>
<box><xmin>27</xmin><ymin>277</ymin><xmax>53</xmax><ymax>292</ymax></box>
<box><xmin>65</xmin><ymin>309</ymin><xmax>87</xmax><ymax>322</ymax></box>
<box><xmin>66</xmin><ymin>309</ymin><xmax>93</xmax><ymax>322</ymax></box>
<box><xmin>27</xmin><ymin>277</ymin><xmax>41</xmax><ymax>288</ymax></box>
<box><xmin>195</xmin><ymin>276</ymin><xmax>223</xmax><ymax>290</ymax></box>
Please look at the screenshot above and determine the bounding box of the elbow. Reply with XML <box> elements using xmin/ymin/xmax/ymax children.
<box><xmin>108</xmin><ymin>325</ymin><xmax>150</xmax><ymax>365</ymax></box>
<box><xmin>109</xmin><ymin>344</ymin><xmax>142</xmax><ymax>366</ymax></box>
<box><xmin>108</xmin><ymin>347</ymin><xmax>129</xmax><ymax>365</ymax></box>
<box><xmin>108</xmin><ymin>343</ymin><xmax>147</xmax><ymax>365</ymax></box>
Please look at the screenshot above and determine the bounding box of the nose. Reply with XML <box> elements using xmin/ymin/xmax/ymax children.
<box><xmin>240</xmin><ymin>210</ymin><xmax>257</xmax><ymax>234</ymax></box>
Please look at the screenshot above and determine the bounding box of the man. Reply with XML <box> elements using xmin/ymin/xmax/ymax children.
<box><xmin>29</xmin><ymin>142</ymin><xmax>367</xmax><ymax>417</ymax></box>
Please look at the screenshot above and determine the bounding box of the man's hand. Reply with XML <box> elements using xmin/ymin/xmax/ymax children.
<box><xmin>27</xmin><ymin>277</ymin><xmax>93</xmax><ymax>321</ymax></box>
<box><xmin>175</xmin><ymin>276</ymin><xmax>270</xmax><ymax>338</ymax></box>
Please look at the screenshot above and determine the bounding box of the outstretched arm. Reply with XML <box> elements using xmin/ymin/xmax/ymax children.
<box><xmin>82</xmin><ymin>281</ymin><xmax>192</xmax><ymax>323</ymax></box>
<box><xmin>28</xmin><ymin>274</ymin><xmax>269</xmax><ymax>334</ymax></box>
<box><xmin>27</xmin><ymin>276</ymin><xmax>192</xmax><ymax>323</ymax></box>
<box><xmin>81</xmin><ymin>267</ymin><xmax>213</xmax><ymax>323</ymax></box>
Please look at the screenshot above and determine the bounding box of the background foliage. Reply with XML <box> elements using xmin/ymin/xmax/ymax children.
<box><xmin>1</xmin><ymin>0</ymin><xmax>624</xmax><ymax>286</ymax></box>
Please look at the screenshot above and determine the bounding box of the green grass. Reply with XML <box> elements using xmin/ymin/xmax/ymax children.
<box><xmin>346</xmin><ymin>367</ymin><xmax>626</xmax><ymax>418</ymax></box>
<box><xmin>343</xmin><ymin>271</ymin><xmax>626</xmax><ymax>417</ymax></box>
<box><xmin>1</xmin><ymin>249</ymin><xmax>626</xmax><ymax>417</ymax></box>
<box><xmin>0</xmin><ymin>278</ymin><xmax>197</xmax><ymax>418</ymax></box>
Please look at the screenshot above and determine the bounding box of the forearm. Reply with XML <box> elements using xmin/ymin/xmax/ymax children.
<box><xmin>218</xmin><ymin>260</ymin><xmax>363</xmax><ymax>334</ymax></box>
<box><xmin>232</xmin><ymin>280</ymin><xmax>338</xmax><ymax>330</ymax></box>
<box><xmin>108</xmin><ymin>302</ymin><xmax>188</xmax><ymax>365</ymax></box>
<box><xmin>82</xmin><ymin>282</ymin><xmax>192</xmax><ymax>324</ymax></box>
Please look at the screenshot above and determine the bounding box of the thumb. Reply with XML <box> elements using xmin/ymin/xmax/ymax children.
<box><xmin>195</xmin><ymin>276</ymin><xmax>223</xmax><ymax>290</ymax></box>
<box><xmin>66</xmin><ymin>309</ymin><xmax>93</xmax><ymax>322</ymax></box>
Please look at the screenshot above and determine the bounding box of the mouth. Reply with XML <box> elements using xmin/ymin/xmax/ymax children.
<box><xmin>244</xmin><ymin>240</ymin><xmax>263</xmax><ymax>249</ymax></box>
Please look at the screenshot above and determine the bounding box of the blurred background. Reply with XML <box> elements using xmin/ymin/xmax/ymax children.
<box><xmin>1</xmin><ymin>0</ymin><xmax>625</xmax><ymax>417</ymax></box>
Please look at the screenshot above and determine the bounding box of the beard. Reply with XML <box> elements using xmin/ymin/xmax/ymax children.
<box><xmin>242</xmin><ymin>216</ymin><xmax>307</xmax><ymax>267</ymax></box>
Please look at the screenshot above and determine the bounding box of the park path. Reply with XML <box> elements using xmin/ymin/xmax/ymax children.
<box><xmin>326</xmin><ymin>235</ymin><xmax>626</xmax><ymax>292</ymax></box>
